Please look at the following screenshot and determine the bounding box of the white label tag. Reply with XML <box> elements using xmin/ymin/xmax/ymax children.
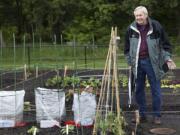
<box><xmin>40</xmin><ymin>120</ymin><xmax>59</xmax><ymax>128</ymax></box>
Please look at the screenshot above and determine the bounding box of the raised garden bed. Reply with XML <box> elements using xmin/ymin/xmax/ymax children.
<box><xmin>0</xmin><ymin>69</ymin><xmax>180</xmax><ymax>135</ymax></box>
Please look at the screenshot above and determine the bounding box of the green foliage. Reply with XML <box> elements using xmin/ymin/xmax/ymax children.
<box><xmin>45</xmin><ymin>75</ymin><xmax>62</xmax><ymax>88</ymax></box>
<box><xmin>96</xmin><ymin>4</ymin><xmax>118</xmax><ymax>23</ymax></box>
<box><xmin>87</xmin><ymin>77</ymin><xmax>101</xmax><ymax>88</ymax></box>
<box><xmin>119</xmin><ymin>74</ymin><xmax>128</xmax><ymax>88</ymax></box>
<box><xmin>118</xmin><ymin>73</ymin><xmax>180</xmax><ymax>90</ymax></box>
<box><xmin>80</xmin><ymin>80</ymin><xmax>88</xmax><ymax>87</ymax></box>
<box><xmin>64</xmin><ymin>17</ymin><xmax>95</xmax><ymax>44</ymax></box>
<box><xmin>62</xmin><ymin>76</ymin><xmax>72</xmax><ymax>88</ymax></box>
<box><xmin>80</xmin><ymin>77</ymin><xmax>101</xmax><ymax>88</ymax></box>
<box><xmin>70</xmin><ymin>76</ymin><xmax>81</xmax><ymax>87</ymax></box>
<box><xmin>27</xmin><ymin>126</ymin><xmax>39</xmax><ymax>134</ymax></box>
<box><xmin>0</xmin><ymin>0</ymin><xmax>179</xmax><ymax>49</ymax></box>
<box><xmin>45</xmin><ymin>75</ymin><xmax>102</xmax><ymax>90</ymax></box>
<box><xmin>97</xmin><ymin>112</ymin><xmax>126</xmax><ymax>135</ymax></box>
<box><xmin>1</xmin><ymin>26</ymin><xmax>17</xmax><ymax>44</ymax></box>
<box><xmin>44</xmin><ymin>74</ymin><xmax>180</xmax><ymax>90</ymax></box>
<box><xmin>61</xmin><ymin>125</ymin><xmax>75</xmax><ymax>135</ymax></box>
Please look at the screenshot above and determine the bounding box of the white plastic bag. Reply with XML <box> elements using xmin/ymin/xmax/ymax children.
<box><xmin>35</xmin><ymin>87</ymin><xmax>65</xmax><ymax>122</ymax></box>
<box><xmin>0</xmin><ymin>90</ymin><xmax>25</xmax><ymax>122</ymax></box>
<box><xmin>72</xmin><ymin>92</ymin><xmax>96</xmax><ymax>126</ymax></box>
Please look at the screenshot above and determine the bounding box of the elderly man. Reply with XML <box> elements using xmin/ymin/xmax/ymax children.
<box><xmin>124</xmin><ymin>6</ymin><xmax>176</xmax><ymax>124</ymax></box>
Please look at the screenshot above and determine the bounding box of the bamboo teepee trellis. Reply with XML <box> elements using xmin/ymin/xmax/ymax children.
<box><xmin>92</xmin><ymin>27</ymin><xmax>121</xmax><ymax>135</ymax></box>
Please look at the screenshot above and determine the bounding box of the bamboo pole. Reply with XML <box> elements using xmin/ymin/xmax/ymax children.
<box><xmin>92</xmin><ymin>28</ymin><xmax>114</xmax><ymax>135</ymax></box>
<box><xmin>114</xmin><ymin>27</ymin><xmax>121</xmax><ymax>117</ymax></box>
<box><xmin>92</xmin><ymin>27</ymin><xmax>121</xmax><ymax>135</ymax></box>
<box><xmin>105</xmin><ymin>30</ymin><xmax>113</xmax><ymax>118</ymax></box>
<box><xmin>111</xmin><ymin>28</ymin><xmax>116</xmax><ymax>112</ymax></box>
<box><xmin>95</xmin><ymin>27</ymin><xmax>113</xmax><ymax>113</ymax></box>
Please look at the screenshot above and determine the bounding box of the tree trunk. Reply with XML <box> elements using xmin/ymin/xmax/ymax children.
<box><xmin>0</xmin><ymin>30</ymin><xmax>5</xmax><ymax>47</ymax></box>
<box><xmin>15</xmin><ymin>0</ymin><xmax>24</xmax><ymax>42</ymax></box>
<box><xmin>176</xmin><ymin>5</ymin><xmax>180</xmax><ymax>42</ymax></box>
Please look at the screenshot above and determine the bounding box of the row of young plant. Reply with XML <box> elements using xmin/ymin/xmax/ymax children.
<box><xmin>45</xmin><ymin>74</ymin><xmax>180</xmax><ymax>92</ymax></box>
<box><xmin>27</xmin><ymin>124</ymin><xmax>77</xmax><ymax>135</ymax></box>
<box><xmin>45</xmin><ymin>75</ymin><xmax>101</xmax><ymax>90</ymax></box>
<box><xmin>119</xmin><ymin>74</ymin><xmax>180</xmax><ymax>90</ymax></box>
<box><xmin>27</xmin><ymin>116</ymin><xmax>127</xmax><ymax>135</ymax></box>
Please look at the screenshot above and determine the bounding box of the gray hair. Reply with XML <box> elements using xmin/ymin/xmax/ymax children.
<box><xmin>134</xmin><ymin>6</ymin><xmax>148</xmax><ymax>17</ymax></box>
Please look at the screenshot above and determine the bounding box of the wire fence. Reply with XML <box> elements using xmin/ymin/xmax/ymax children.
<box><xmin>0</xmin><ymin>44</ymin><xmax>127</xmax><ymax>70</ymax></box>
<box><xmin>0</xmin><ymin>34</ymin><xmax>180</xmax><ymax>134</ymax></box>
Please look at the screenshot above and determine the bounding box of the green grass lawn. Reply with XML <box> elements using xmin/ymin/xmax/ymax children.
<box><xmin>0</xmin><ymin>45</ymin><xmax>179</xmax><ymax>70</ymax></box>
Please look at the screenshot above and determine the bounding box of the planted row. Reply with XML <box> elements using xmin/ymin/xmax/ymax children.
<box><xmin>45</xmin><ymin>76</ymin><xmax>101</xmax><ymax>89</ymax></box>
<box><xmin>45</xmin><ymin>74</ymin><xmax>180</xmax><ymax>90</ymax></box>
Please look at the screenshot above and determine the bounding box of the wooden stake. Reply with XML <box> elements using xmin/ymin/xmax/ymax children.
<box><xmin>36</xmin><ymin>66</ymin><xmax>38</xmax><ymax>78</ymax></box>
<box><xmin>24</xmin><ymin>64</ymin><xmax>27</xmax><ymax>80</ymax></box>
<box><xmin>64</xmin><ymin>66</ymin><xmax>68</xmax><ymax>77</ymax></box>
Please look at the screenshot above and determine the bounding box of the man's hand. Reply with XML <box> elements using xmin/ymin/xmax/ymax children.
<box><xmin>167</xmin><ymin>59</ymin><xmax>176</xmax><ymax>70</ymax></box>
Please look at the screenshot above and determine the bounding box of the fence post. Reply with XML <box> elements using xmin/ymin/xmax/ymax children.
<box><xmin>32</xmin><ymin>32</ymin><xmax>35</xmax><ymax>49</ymax></box>
<box><xmin>27</xmin><ymin>45</ymin><xmax>30</xmax><ymax>69</ymax></box>
<box><xmin>92</xmin><ymin>34</ymin><xmax>95</xmax><ymax>69</ymax></box>
<box><xmin>13</xmin><ymin>33</ymin><xmax>16</xmax><ymax>90</ymax></box>
<box><xmin>84</xmin><ymin>46</ymin><xmax>87</xmax><ymax>69</ymax></box>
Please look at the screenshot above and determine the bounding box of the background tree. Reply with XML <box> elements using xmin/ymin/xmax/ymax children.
<box><xmin>0</xmin><ymin>0</ymin><xmax>179</xmax><ymax>45</ymax></box>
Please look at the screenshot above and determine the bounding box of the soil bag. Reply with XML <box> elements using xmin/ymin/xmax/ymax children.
<box><xmin>35</xmin><ymin>87</ymin><xmax>65</xmax><ymax>122</ymax></box>
<box><xmin>72</xmin><ymin>91</ymin><xmax>96</xmax><ymax>126</ymax></box>
<box><xmin>0</xmin><ymin>90</ymin><xmax>25</xmax><ymax>126</ymax></box>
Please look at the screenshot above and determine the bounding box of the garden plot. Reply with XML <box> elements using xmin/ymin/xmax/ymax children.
<box><xmin>0</xmin><ymin>69</ymin><xmax>180</xmax><ymax>134</ymax></box>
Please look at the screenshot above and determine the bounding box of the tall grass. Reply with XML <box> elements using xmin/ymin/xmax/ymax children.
<box><xmin>0</xmin><ymin>43</ymin><xmax>179</xmax><ymax>70</ymax></box>
<box><xmin>0</xmin><ymin>44</ymin><xmax>115</xmax><ymax>69</ymax></box>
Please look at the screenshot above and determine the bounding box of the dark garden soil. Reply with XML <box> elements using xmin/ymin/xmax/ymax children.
<box><xmin>0</xmin><ymin>69</ymin><xmax>180</xmax><ymax>135</ymax></box>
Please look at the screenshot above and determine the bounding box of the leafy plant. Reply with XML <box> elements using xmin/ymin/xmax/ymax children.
<box><xmin>112</xmin><ymin>115</ymin><xmax>126</xmax><ymax>135</ymax></box>
<box><xmin>80</xmin><ymin>80</ymin><xmax>88</xmax><ymax>88</ymax></box>
<box><xmin>70</xmin><ymin>76</ymin><xmax>80</xmax><ymax>88</ymax></box>
<box><xmin>98</xmin><ymin>119</ymin><xmax>109</xmax><ymax>135</ymax></box>
<box><xmin>61</xmin><ymin>125</ymin><xmax>75</xmax><ymax>135</ymax></box>
<box><xmin>97</xmin><ymin>112</ymin><xmax>126</xmax><ymax>135</ymax></box>
<box><xmin>118</xmin><ymin>73</ymin><xmax>180</xmax><ymax>91</ymax></box>
<box><xmin>88</xmin><ymin>77</ymin><xmax>101</xmax><ymax>88</ymax></box>
<box><xmin>27</xmin><ymin>126</ymin><xmax>39</xmax><ymax>134</ymax></box>
<box><xmin>62</xmin><ymin>76</ymin><xmax>72</xmax><ymax>88</ymax></box>
<box><xmin>80</xmin><ymin>77</ymin><xmax>101</xmax><ymax>88</ymax></box>
<box><xmin>119</xmin><ymin>74</ymin><xmax>128</xmax><ymax>88</ymax></box>
<box><xmin>45</xmin><ymin>75</ymin><xmax>62</xmax><ymax>88</ymax></box>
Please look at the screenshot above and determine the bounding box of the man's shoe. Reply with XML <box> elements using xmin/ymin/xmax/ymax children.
<box><xmin>153</xmin><ymin>117</ymin><xmax>161</xmax><ymax>124</ymax></box>
<box><xmin>131</xmin><ymin>116</ymin><xmax>147</xmax><ymax>123</ymax></box>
